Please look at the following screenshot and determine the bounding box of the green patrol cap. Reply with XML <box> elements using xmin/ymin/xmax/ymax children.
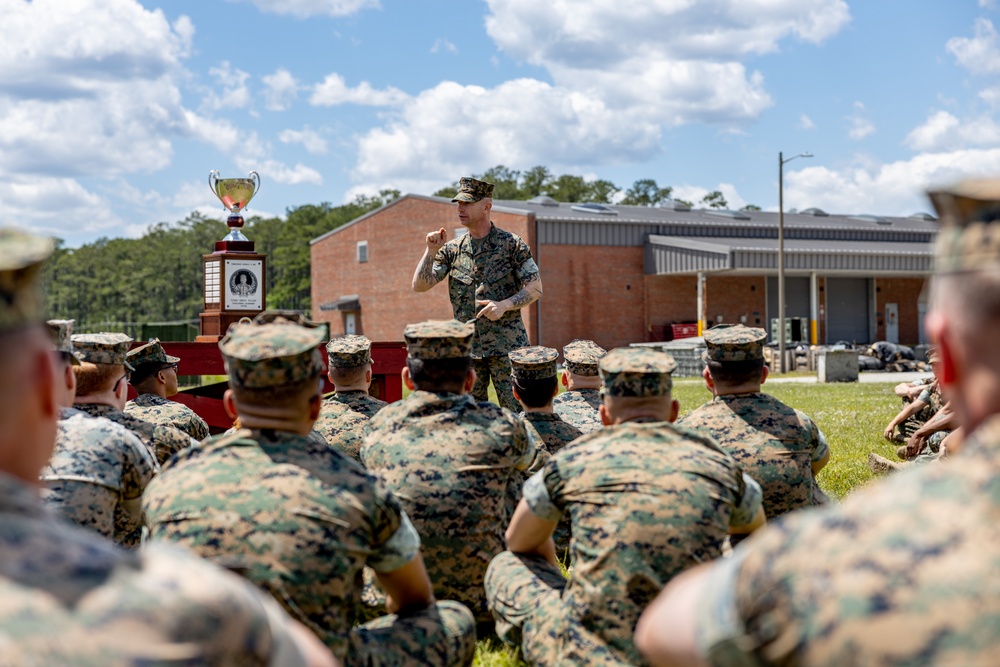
<box><xmin>404</xmin><ymin>319</ymin><xmax>474</xmax><ymax>359</ymax></box>
<box><xmin>702</xmin><ymin>324</ymin><xmax>767</xmax><ymax>362</ymax></box>
<box><xmin>928</xmin><ymin>179</ymin><xmax>1000</xmax><ymax>273</ymax></box>
<box><xmin>563</xmin><ymin>339</ymin><xmax>606</xmax><ymax>376</ymax></box>
<box><xmin>127</xmin><ymin>338</ymin><xmax>180</xmax><ymax>369</ymax></box>
<box><xmin>72</xmin><ymin>333</ymin><xmax>136</xmax><ymax>371</ymax></box>
<box><xmin>326</xmin><ymin>335</ymin><xmax>373</xmax><ymax>368</ymax></box>
<box><xmin>451</xmin><ymin>177</ymin><xmax>495</xmax><ymax>203</ymax></box>
<box><xmin>220</xmin><ymin>322</ymin><xmax>327</xmax><ymax>390</ymax></box>
<box><xmin>0</xmin><ymin>228</ymin><xmax>53</xmax><ymax>334</ymax></box>
<box><xmin>509</xmin><ymin>346</ymin><xmax>559</xmax><ymax>380</ymax></box>
<box><xmin>47</xmin><ymin>320</ymin><xmax>83</xmax><ymax>365</ymax></box>
<box><xmin>600</xmin><ymin>347</ymin><xmax>677</xmax><ymax>398</ymax></box>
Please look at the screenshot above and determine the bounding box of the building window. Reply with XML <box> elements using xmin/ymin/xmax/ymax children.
<box><xmin>357</xmin><ymin>240</ymin><xmax>368</xmax><ymax>263</ymax></box>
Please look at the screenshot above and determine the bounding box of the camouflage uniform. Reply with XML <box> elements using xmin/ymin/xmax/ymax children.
<box><xmin>325</xmin><ymin>390</ymin><xmax>387</xmax><ymax>419</ymax></box>
<box><xmin>75</xmin><ymin>402</ymin><xmax>196</xmax><ymax>466</ymax></box>
<box><xmin>432</xmin><ymin>178</ymin><xmax>541</xmax><ymax>412</ymax></box>
<box><xmin>899</xmin><ymin>382</ymin><xmax>944</xmax><ymax>441</ymax></box>
<box><xmin>552</xmin><ymin>340</ymin><xmax>607</xmax><ymax>435</ymax></box>
<box><xmin>47</xmin><ymin>319</ymin><xmax>83</xmax><ymax>365</ymax></box>
<box><xmin>40</xmin><ymin>406</ymin><xmax>158</xmax><ymax>548</ymax></box>
<box><xmin>362</xmin><ymin>320</ymin><xmax>536</xmax><ymax>622</ymax></box>
<box><xmin>679</xmin><ymin>325</ymin><xmax>829</xmax><ymax>522</ymax></box>
<box><xmin>126</xmin><ymin>393</ymin><xmax>210</xmax><ymax>441</ymax></box>
<box><xmin>486</xmin><ymin>347</ymin><xmax>763</xmax><ymax>666</ymax></box>
<box><xmin>314</xmin><ymin>399</ymin><xmax>370</xmax><ymax>462</ymax></box>
<box><xmin>143</xmin><ymin>319</ymin><xmax>476</xmax><ymax>665</ymax></box>
<box><xmin>325</xmin><ymin>335</ymin><xmax>388</xmax><ymax>420</ymax></box>
<box><xmin>0</xmin><ymin>230</ymin><xmax>315</xmax><ymax>666</ymax></box>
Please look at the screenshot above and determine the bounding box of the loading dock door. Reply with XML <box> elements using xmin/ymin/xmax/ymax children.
<box><xmin>766</xmin><ymin>276</ymin><xmax>810</xmax><ymax>342</ymax></box>
<box><xmin>826</xmin><ymin>278</ymin><xmax>871</xmax><ymax>345</ymax></box>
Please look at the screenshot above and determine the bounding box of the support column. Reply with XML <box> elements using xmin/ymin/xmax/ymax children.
<box><xmin>809</xmin><ymin>272</ymin><xmax>819</xmax><ymax>345</ymax></box>
<box><xmin>697</xmin><ymin>272</ymin><xmax>706</xmax><ymax>336</ymax></box>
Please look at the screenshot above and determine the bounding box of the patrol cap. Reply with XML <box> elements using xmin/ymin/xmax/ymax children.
<box><xmin>563</xmin><ymin>339</ymin><xmax>606</xmax><ymax>376</ymax></box>
<box><xmin>0</xmin><ymin>228</ymin><xmax>53</xmax><ymax>334</ymax></box>
<box><xmin>220</xmin><ymin>322</ymin><xmax>327</xmax><ymax>390</ymax></box>
<box><xmin>702</xmin><ymin>324</ymin><xmax>767</xmax><ymax>363</ymax></box>
<box><xmin>599</xmin><ymin>347</ymin><xmax>677</xmax><ymax>398</ymax></box>
<box><xmin>326</xmin><ymin>335</ymin><xmax>373</xmax><ymax>368</ymax></box>
<box><xmin>451</xmin><ymin>177</ymin><xmax>495</xmax><ymax>203</ymax></box>
<box><xmin>47</xmin><ymin>319</ymin><xmax>83</xmax><ymax>365</ymax></box>
<box><xmin>403</xmin><ymin>319</ymin><xmax>474</xmax><ymax>359</ymax></box>
<box><xmin>72</xmin><ymin>333</ymin><xmax>136</xmax><ymax>371</ymax></box>
<box><xmin>509</xmin><ymin>346</ymin><xmax>559</xmax><ymax>381</ymax></box>
<box><xmin>252</xmin><ymin>310</ymin><xmax>330</xmax><ymax>339</ymax></box>
<box><xmin>927</xmin><ymin>178</ymin><xmax>1000</xmax><ymax>273</ymax></box>
<box><xmin>127</xmin><ymin>338</ymin><xmax>180</xmax><ymax>369</ymax></box>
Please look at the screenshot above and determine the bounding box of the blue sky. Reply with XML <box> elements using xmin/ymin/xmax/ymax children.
<box><xmin>3</xmin><ymin>0</ymin><xmax>1000</xmax><ymax>246</ymax></box>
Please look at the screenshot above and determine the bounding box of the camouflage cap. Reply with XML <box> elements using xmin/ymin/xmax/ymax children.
<box><xmin>252</xmin><ymin>310</ymin><xmax>330</xmax><ymax>338</ymax></box>
<box><xmin>220</xmin><ymin>322</ymin><xmax>327</xmax><ymax>390</ymax></box>
<box><xmin>0</xmin><ymin>228</ymin><xmax>53</xmax><ymax>334</ymax></box>
<box><xmin>451</xmin><ymin>177</ymin><xmax>495</xmax><ymax>203</ymax></box>
<box><xmin>71</xmin><ymin>333</ymin><xmax>136</xmax><ymax>371</ymax></box>
<box><xmin>599</xmin><ymin>347</ymin><xmax>678</xmax><ymax>398</ymax></box>
<box><xmin>927</xmin><ymin>179</ymin><xmax>1000</xmax><ymax>273</ymax></box>
<box><xmin>47</xmin><ymin>319</ymin><xmax>83</xmax><ymax>365</ymax></box>
<box><xmin>702</xmin><ymin>324</ymin><xmax>767</xmax><ymax>362</ymax></box>
<box><xmin>403</xmin><ymin>319</ymin><xmax>474</xmax><ymax>359</ymax></box>
<box><xmin>509</xmin><ymin>346</ymin><xmax>559</xmax><ymax>380</ymax></box>
<box><xmin>126</xmin><ymin>338</ymin><xmax>180</xmax><ymax>368</ymax></box>
<box><xmin>563</xmin><ymin>339</ymin><xmax>606</xmax><ymax>376</ymax></box>
<box><xmin>326</xmin><ymin>334</ymin><xmax>373</xmax><ymax>368</ymax></box>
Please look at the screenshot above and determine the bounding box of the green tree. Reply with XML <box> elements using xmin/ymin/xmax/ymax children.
<box><xmin>621</xmin><ymin>179</ymin><xmax>673</xmax><ymax>206</ymax></box>
<box><xmin>740</xmin><ymin>204</ymin><xmax>762</xmax><ymax>212</ymax></box>
<box><xmin>701</xmin><ymin>190</ymin><xmax>728</xmax><ymax>209</ymax></box>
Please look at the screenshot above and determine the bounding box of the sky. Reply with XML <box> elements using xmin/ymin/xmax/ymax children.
<box><xmin>3</xmin><ymin>0</ymin><xmax>1000</xmax><ymax>246</ymax></box>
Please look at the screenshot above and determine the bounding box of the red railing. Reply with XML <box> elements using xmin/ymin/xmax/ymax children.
<box><xmin>130</xmin><ymin>341</ymin><xmax>408</xmax><ymax>431</ymax></box>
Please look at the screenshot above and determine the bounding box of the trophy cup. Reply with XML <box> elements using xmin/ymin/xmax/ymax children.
<box><xmin>209</xmin><ymin>170</ymin><xmax>261</xmax><ymax>245</ymax></box>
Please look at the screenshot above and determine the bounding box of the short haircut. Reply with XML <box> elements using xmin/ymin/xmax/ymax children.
<box><xmin>705</xmin><ymin>358</ymin><xmax>765</xmax><ymax>387</ymax></box>
<box><xmin>74</xmin><ymin>362</ymin><xmax>124</xmax><ymax>396</ymax></box>
<box><xmin>931</xmin><ymin>269</ymin><xmax>1000</xmax><ymax>337</ymax></box>
<box><xmin>513</xmin><ymin>376</ymin><xmax>558</xmax><ymax>409</ymax></box>
<box><xmin>406</xmin><ymin>356</ymin><xmax>471</xmax><ymax>392</ymax></box>
<box><xmin>232</xmin><ymin>375</ymin><xmax>322</xmax><ymax>410</ymax></box>
<box><xmin>330</xmin><ymin>364</ymin><xmax>368</xmax><ymax>387</ymax></box>
<box><xmin>131</xmin><ymin>362</ymin><xmax>170</xmax><ymax>389</ymax></box>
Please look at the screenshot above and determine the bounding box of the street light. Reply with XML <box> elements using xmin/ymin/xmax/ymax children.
<box><xmin>778</xmin><ymin>151</ymin><xmax>813</xmax><ymax>374</ymax></box>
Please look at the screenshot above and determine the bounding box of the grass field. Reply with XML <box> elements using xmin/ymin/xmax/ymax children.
<box><xmin>471</xmin><ymin>377</ymin><xmax>910</xmax><ymax>666</ymax></box>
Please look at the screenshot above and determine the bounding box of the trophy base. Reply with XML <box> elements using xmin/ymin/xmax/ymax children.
<box><xmin>214</xmin><ymin>240</ymin><xmax>256</xmax><ymax>252</ymax></box>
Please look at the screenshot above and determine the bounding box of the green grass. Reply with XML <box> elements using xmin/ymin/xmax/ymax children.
<box><xmin>471</xmin><ymin>378</ymin><xmax>906</xmax><ymax>665</ymax></box>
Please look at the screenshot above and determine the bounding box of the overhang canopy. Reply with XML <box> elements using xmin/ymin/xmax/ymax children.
<box><xmin>319</xmin><ymin>294</ymin><xmax>361</xmax><ymax>311</ymax></box>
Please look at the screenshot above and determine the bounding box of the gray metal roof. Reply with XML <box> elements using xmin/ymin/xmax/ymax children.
<box><xmin>645</xmin><ymin>235</ymin><xmax>933</xmax><ymax>276</ymax></box>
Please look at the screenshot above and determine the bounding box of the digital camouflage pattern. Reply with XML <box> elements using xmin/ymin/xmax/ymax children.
<box><xmin>898</xmin><ymin>382</ymin><xmax>944</xmax><ymax>440</ymax></box>
<box><xmin>40</xmin><ymin>407</ymin><xmax>158</xmax><ymax>548</ymax></box>
<box><xmin>326</xmin><ymin>334</ymin><xmax>373</xmax><ymax>367</ymax></box>
<box><xmin>314</xmin><ymin>398</ymin><xmax>371</xmax><ymax>462</ymax></box>
<box><xmin>600</xmin><ymin>347</ymin><xmax>677</xmax><ymax>397</ymax></box>
<box><xmin>450</xmin><ymin>176</ymin><xmax>495</xmax><ymax>202</ymax></box>
<box><xmin>362</xmin><ymin>390</ymin><xmax>536</xmax><ymax>622</ymax></box>
<box><xmin>552</xmin><ymin>388</ymin><xmax>603</xmax><ymax>434</ymax></box>
<box><xmin>702</xmin><ymin>324</ymin><xmax>767</xmax><ymax>362</ymax></box>
<box><xmin>431</xmin><ymin>225</ymin><xmax>537</xmax><ymax>360</ymax></box>
<box><xmin>125</xmin><ymin>393</ymin><xmax>211</xmax><ymax>441</ymax></box>
<box><xmin>220</xmin><ymin>322</ymin><xmax>326</xmax><ymax>389</ymax></box>
<box><xmin>0</xmin><ymin>228</ymin><xmax>52</xmax><ymax>333</ymax></box>
<box><xmin>0</xmin><ymin>470</ymin><xmax>310</xmax><ymax>666</ymax></box>
<box><xmin>75</xmin><ymin>402</ymin><xmax>197</xmax><ymax>466</ymax></box>
<box><xmin>125</xmin><ymin>338</ymin><xmax>179</xmax><ymax>367</ymax></box>
<box><xmin>47</xmin><ymin>319</ymin><xmax>82</xmax><ymax>365</ymax></box>
<box><xmin>403</xmin><ymin>319</ymin><xmax>474</xmax><ymax>359</ymax></box>
<box><xmin>71</xmin><ymin>332</ymin><xmax>135</xmax><ymax>370</ymax></box>
<box><xmin>521</xmin><ymin>411</ymin><xmax>582</xmax><ymax>555</ymax></box>
<box><xmin>562</xmin><ymin>339</ymin><xmax>606</xmax><ymax>376</ymax></box>
<box><xmin>678</xmin><ymin>392</ymin><xmax>828</xmax><ymax>520</ymax></box>
<box><xmin>509</xmin><ymin>346</ymin><xmax>558</xmax><ymax>380</ymax></box>
<box><xmin>144</xmin><ymin>428</ymin><xmax>476</xmax><ymax>664</ymax></box>
<box><xmin>325</xmin><ymin>390</ymin><xmax>387</xmax><ymax>420</ymax></box>
<box><xmin>929</xmin><ymin>178</ymin><xmax>1000</xmax><ymax>272</ymax></box>
<box><xmin>697</xmin><ymin>413</ymin><xmax>1000</xmax><ymax>667</ymax></box>
<box><xmin>472</xmin><ymin>355</ymin><xmax>521</xmax><ymax>413</ymax></box>
<box><xmin>486</xmin><ymin>419</ymin><xmax>760</xmax><ymax>666</ymax></box>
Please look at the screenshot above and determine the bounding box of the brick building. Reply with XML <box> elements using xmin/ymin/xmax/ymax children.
<box><xmin>310</xmin><ymin>195</ymin><xmax>936</xmax><ymax>351</ymax></box>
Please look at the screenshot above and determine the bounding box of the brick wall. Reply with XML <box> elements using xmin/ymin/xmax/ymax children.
<box><xmin>874</xmin><ymin>276</ymin><xmax>927</xmax><ymax>345</ymax></box>
<box><xmin>644</xmin><ymin>274</ymin><xmax>698</xmax><ymax>339</ymax></box>
<box><xmin>704</xmin><ymin>275</ymin><xmax>767</xmax><ymax>330</ymax></box>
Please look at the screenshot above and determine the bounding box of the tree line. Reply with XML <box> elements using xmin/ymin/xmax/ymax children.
<box><xmin>43</xmin><ymin>166</ymin><xmax>757</xmax><ymax>333</ymax></box>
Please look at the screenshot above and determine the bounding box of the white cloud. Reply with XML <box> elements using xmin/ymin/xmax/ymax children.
<box><xmin>799</xmin><ymin>114</ymin><xmax>816</xmax><ymax>130</ymax></box>
<box><xmin>263</xmin><ymin>68</ymin><xmax>300</xmax><ymax>111</ymax></box>
<box><xmin>671</xmin><ymin>183</ymin><xmax>749</xmax><ymax>210</ymax></box>
<box><xmin>905</xmin><ymin>110</ymin><xmax>1000</xmax><ymax>151</ymax></box>
<box><xmin>279</xmin><ymin>127</ymin><xmax>328</xmax><ymax>154</ymax></box>
<box><xmin>847</xmin><ymin>102</ymin><xmax>875</xmax><ymax>140</ymax></box>
<box><xmin>947</xmin><ymin>18</ymin><xmax>1000</xmax><ymax>75</ymax></box>
<box><xmin>237</xmin><ymin>158</ymin><xmax>323</xmax><ymax>186</ymax></box>
<box><xmin>224</xmin><ymin>0</ymin><xmax>380</xmax><ymax>18</ymax></box>
<box><xmin>431</xmin><ymin>39</ymin><xmax>458</xmax><ymax>54</ymax></box>
<box><xmin>182</xmin><ymin>110</ymin><xmax>265</xmax><ymax>156</ymax></box>
<box><xmin>202</xmin><ymin>62</ymin><xmax>252</xmax><ymax>110</ymax></box>
<box><xmin>310</xmin><ymin>73</ymin><xmax>409</xmax><ymax>107</ymax></box>
<box><xmin>0</xmin><ymin>175</ymin><xmax>124</xmax><ymax>244</ymax></box>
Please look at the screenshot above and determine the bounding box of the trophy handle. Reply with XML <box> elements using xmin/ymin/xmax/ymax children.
<box><xmin>249</xmin><ymin>171</ymin><xmax>261</xmax><ymax>201</ymax></box>
<box><xmin>209</xmin><ymin>169</ymin><xmax>221</xmax><ymax>197</ymax></box>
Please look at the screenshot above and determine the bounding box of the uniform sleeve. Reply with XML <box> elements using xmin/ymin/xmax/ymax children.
<box><xmin>690</xmin><ymin>549</ymin><xmax>764</xmax><ymax>667</ymax></box>
<box><xmin>511</xmin><ymin>236</ymin><xmax>539</xmax><ymax>282</ymax></box>
<box><xmin>799</xmin><ymin>412</ymin><xmax>829</xmax><ymax>463</ymax></box>
<box><xmin>729</xmin><ymin>473</ymin><xmax>763</xmax><ymax>528</ymax></box>
<box><xmin>522</xmin><ymin>470</ymin><xmax>562</xmax><ymax>522</ymax></box>
<box><xmin>366</xmin><ymin>482</ymin><xmax>421</xmax><ymax>573</ymax></box>
<box><xmin>511</xmin><ymin>415</ymin><xmax>538</xmax><ymax>472</ymax></box>
<box><xmin>431</xmin><ymin>244</ymin><xmax>453</xmax><ymax>283</ymax></box>
<box><xmin>917</xmin><ymin>388</ymin><xmax>933</xmax><ymax>404</ymax></box>
<box><xmin>122</xmin><ymin>432</ymin><xmax>160</xmax><ymax>500</ymax></box>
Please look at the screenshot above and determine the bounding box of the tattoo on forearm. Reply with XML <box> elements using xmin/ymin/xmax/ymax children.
<box><xmin>417</xmin><ymin>255</ymin><xmax>435</xmax><ymax>285</ymax></box>
<box><xmin>509</xmin><ymin>281</ymin><xmax>541</xmax><ymax>308</ymax></box>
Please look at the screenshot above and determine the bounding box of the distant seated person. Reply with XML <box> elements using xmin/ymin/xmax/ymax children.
<box><xmin>324</xmin><ymin>335</ymin><xmax>387</xmax><ymax>420</ymax></box>
<box><xmin>883</xmin><ymin>348</ymin><xmax>941</xmax><ymax>444</ymax></box>
<box><xmin>125</xmin><ymin>338</ymin><xmax>209</xmax><ymax>441</ymax></box>
<box><xmin>551</xmin><ymin>339</ymin><xmax>606</xmax><ymax>434</ymax></box>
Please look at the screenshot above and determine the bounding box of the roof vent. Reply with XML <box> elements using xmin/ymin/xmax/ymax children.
<box><xmin>849</xmin><ymin>214</ymin><xmax>891</xmax><ymax>225</ymax></box>
<box><xmin>528</xmin><ymin>195</ymin><xmax>560</xmax><ymax>207</ymax></box>
<box><xmin>570</xmin><ymin>203</ymin><xmax>617</xmax><ymax>216</ymax></box>
<box><xmin>800</xmin><ymin>207</ymin><xmax>829</xmax><ymax>217</ymax></box>
<box><xmin>661</xmin><ymin>199</ymin><xmax>691</xmax><ymax>212</ymax></box>
<box><xmin>908</xmin><ymin>212</ymin><xmax>936</xmax><ymax>221</ymax></box>
<box><xmin>705</xmin><ymin>209</ymin><xmax>751</xmax><ymax>221</ymax></box>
